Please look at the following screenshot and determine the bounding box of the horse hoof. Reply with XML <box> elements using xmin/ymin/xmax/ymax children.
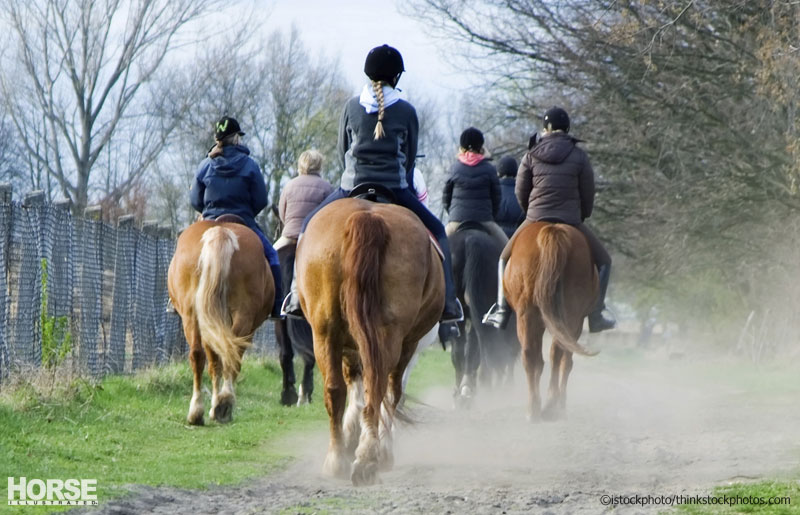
<box><xmin>186</xmin><ymin>414</ymin><xmax>204</xmax><ymax>426</ymax></box>
<box><xmin>281</xmin><ymin>387</ymin><xmax>299</xmax><ymax>407</ymax></box>
<box><xmin>351</xmin><ymin>459</ymin><xmax>380</xmax><ymax>486</ymax></box>
<box><xmin>213</xmin><ymin>398</ymin><xmax>234</xmax><ymax>424</ymax></box>
<box><xmin>542</xmin><ymin>403</ymin><xmax>564</xmax><ymax>421</ymax></box>
<box><xmin>322</xmin><ymin>452</ymin><xmax>351</xmax><ymax>480</ymax></box>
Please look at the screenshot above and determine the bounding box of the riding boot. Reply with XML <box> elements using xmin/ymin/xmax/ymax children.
<box><xmin>588</xmin><ymin>264</ymin><xmax>616</xmax><ymax>333</ymax></box>
<box><xmin>482</xmin><ymin>259</ymin><xmax>510</xmax><ymax>329</ymax></box>
<box><xmin>436</xmin><ymin>232</ymin><xmax>464</xmax><ymax>342</ymax></box>
<box><xmin>269</xmin><ymin>263</ymin><xmax>284</xmax><ymax>320</ymax></box>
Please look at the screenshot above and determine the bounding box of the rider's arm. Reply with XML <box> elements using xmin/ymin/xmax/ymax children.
<box><xmin>515</xmin><ymin>153</ymin><xmax>534</xmax><ymax>213</ymax></box>
<box><xmin>442</xmin><ymin>173</ymin><xmax>454</xmax><ymax>213</ymax></box>
<box><xmin>404</xmin><ymin>106</ymin><xmax>419</xmax><ymax>183</ymax></box>
<box><xmin>249</xmin><ymin>164</ymin><xmax>269</xmax><ymax>216</ymax></box>
<box><xmin>489</xmin><ymin>169</ymin><xmax>501</xmax><ymax>219</ymax></box>
<box><xmin>337</xmin><ymin>104</ymin><xmax>350</xmax><ymax>170</ymax></box>
<box><xmin>189</xmin><ymin>163</ymin><xmax>207</xmax><ymax>214</ymax></box>
<box><xmin>579</xmin><ymin>153</ymin><xmax>595</xmax><ymax>221</ymax></box>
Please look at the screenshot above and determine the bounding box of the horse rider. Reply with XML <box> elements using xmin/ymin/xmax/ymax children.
<box><xmin>483</xmin><ymin>107</ymin><xmax>616</xmax><ymax>332</ymax></box>
<box><xmin>494</xmin><ymin>156</ymin><xmax>526</xmax><ymax>239</ymax></box>
<box><xmin>281</xmin><ymin>44</ymin><xmax>464</xmax><ymax>338</ymax></box>
<box><xmin>189</xmin><ymin>115</ymin><xmax>283</xmax><ymax>319</ymax></box>
<box><xmin>275</xmin><ymin>149</ymin><xmax>334</xmax><ymax>251</ymax></box>
<box><xmin>442</xmin><ymin>127</ymin><xmax>508</xmax><ymax>249</ymax></box>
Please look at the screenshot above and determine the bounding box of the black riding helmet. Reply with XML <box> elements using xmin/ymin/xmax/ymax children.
<box><xmin>364</xmin><ymin>44</ymin><xmax>404</xmax><ymax>84</ymax></box>
<box><xmin>543</xmin><ymin>107</ymin><xmax>570</xmax><ymax>133</ymax></box>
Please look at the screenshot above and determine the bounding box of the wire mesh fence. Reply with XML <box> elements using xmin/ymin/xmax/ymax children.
<box><xmin>0</xmin><ymin>189</ymin><xmax>277</xmax><ymax>383</ymax></box>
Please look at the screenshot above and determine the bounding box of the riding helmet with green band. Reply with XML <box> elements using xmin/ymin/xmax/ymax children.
<box><xmin>215</xmin><ymin>116</ymin><xmax>245</xmax><ymax>140</ymax></box>
<box><xmin>364</xmin><ymin>44</ymin><xmax>404</xmax><ymax>82</ymax></box>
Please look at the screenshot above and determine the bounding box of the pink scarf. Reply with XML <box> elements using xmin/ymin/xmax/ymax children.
<box><xmin>458</xmin><ymin>151</ymin><xmax>485</xmax><ymax>166</ymax></box>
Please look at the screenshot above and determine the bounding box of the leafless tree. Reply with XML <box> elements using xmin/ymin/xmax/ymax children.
<box><xmin>0</xmin><ymin>0</ymin><xmax>224</xmax><ymax>212</ymax></box>
<box><xmin>150</xmin><ymin>26</ymin><xmax>351</xmax><ymax>233</ymax></box>
<box><xmin>406</xmin><ymin>0</ymin><xmax>800</xmax><ymax>341</ymax></box>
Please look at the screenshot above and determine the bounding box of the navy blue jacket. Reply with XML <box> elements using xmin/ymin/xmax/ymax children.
<box><xmin>190</xmin><ymin>144</ymin><xmax>267</xmax><ymax>230</ymax></box>
<box><xmin>496</xmin><ymin>176</ymin><xmax>525</xmax><ymax>238</ymax></box>
<box><xmin>442</xmin><ymin>159</ymin><xmax>501</xmax><ymax>223</ymax></box>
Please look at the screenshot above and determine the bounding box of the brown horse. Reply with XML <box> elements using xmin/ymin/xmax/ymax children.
<box><xmin>168</xmin><ymin>220</ymin><xmax>273</xmax><ymax>425</ymax></box>
<box><xmin>296</xmin><ymin>198</ymin><xmax>444</xmax><ymax>486</ymax></box>
<box><xmin>505</xmin><ymin>222</ymin><xmax>599</xmax><ymax>421</ymax></box>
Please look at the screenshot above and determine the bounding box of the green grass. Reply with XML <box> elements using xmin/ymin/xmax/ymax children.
<box><xmin>404</xmin><ymin>346</ymin><xmax>453</xmax><ymax>399</ymax></box>
<box><xmin>0</xmin><ymin>357</ymin><xmax>327</xmax><ymax>512</ymax></box>
<box><xmin>679</xmin><ymin>481</ymin><xmax>800</xmax><ymax>514</ymax></box>
<box><xmin>0</xmin><ymin>347</ymin><xmax>453</xmax><ymax>513</ymax></box>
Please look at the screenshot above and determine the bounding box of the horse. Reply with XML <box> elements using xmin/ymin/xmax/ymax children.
<box><xmin>275</xmin><ymin>243</ymin><xmax>315</xmax><ymax>406</ymax></box>
<box><xmin>167</xmin><ymin>219</ymin><xmax>273</xmax><ymax>425</ymax></box>
<box><xmin>295</xmin><ymin>197</ymin><xmax>444</xmax><ymax>486</ymax></box>
<box><xmin>449</xmin><ymin>222</ymin><xmax>518</xmax><ymax>408</ymax></box>
<box><xmin>504</xmin><ymin>222</ymin><xmax>598</xmax><ymax>421</ymax></box>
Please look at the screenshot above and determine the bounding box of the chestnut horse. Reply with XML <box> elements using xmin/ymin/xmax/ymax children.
<box><xmin>296</xmin><ymin>198</ymin><xmax>444</xmax><ymax>486</ymax></box>
<box><xmin>505</xmin><ymin>222</ymin><xmax>598</xmax><ymax>421</ymax></box>
<box><xmin>168</xmin><ymin>220</ymin><xmax>273</xmax><ymax>425</ymax></box>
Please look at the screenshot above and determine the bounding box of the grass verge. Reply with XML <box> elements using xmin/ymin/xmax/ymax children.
<box><xmin>0</xmin><ymin>357</ymin><xmax>327</xmax><ymax>512</ymax></box>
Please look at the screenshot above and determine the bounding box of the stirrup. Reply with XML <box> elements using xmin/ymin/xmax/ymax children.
<box><xmin>165</xmin><ymin>298</ymin><xmax>177</xmax><ymax>314</ymax></box>
<box><xmin>482</xmin><ymin>303</ymin><xmax>509</xmax><ymax>329</ymax></box>
<box><xmin>280</xmin><ymin>292</ymin><xmax>305</xmax><ymax>320</ymax></box>
<box><xmin>441</xmin><ymin>298</ymin><xmax>464</xmax><ymax>323</ymax></box>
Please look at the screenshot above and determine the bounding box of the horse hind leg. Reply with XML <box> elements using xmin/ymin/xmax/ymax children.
<box><xmin>207</xmin><ymin>347</ymin><xmax>222</xmax><ymax>421</ymax></box>
<box><xmin>317</xmin><ymin>337</ymin><xmax>350</xmax><ymax>479</ymax></box>
<box><xmin>352</xmin><ymin>347</ymin><xmax>394</xmax><ymax>486</ymax></box>
<box><xmin>518</xmin><ymin>311</ymin><xmax>545</xmax><ymax>421</ymax></box>
<box><xmin>298</xmin><ymin>359</ymin><xmax>315</xmax><ymax>406</ymax></box>
<box><xmin>185</xmin><ymin>318</ymin><xmax>206</xmax><ymax>426</ymax></box>
<box><xmin>543</xmin><ymin>340</ymin><xmax>564</xmax><ymax>420</ymax></box>
<box><xmin>342</xmin><ymin>361</ymin><xmax>364</xmax><ymax>457</ymax></box>
<box><xmin>276</xmin><ymin>320</ymin><xmax>298</xmax><ymax>407</ymax></box>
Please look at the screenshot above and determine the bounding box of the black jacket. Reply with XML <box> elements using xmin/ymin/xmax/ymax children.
<box><xmin>496</xmin><ymin>176</ymin><xmax>525</xmax><ymax>237</ymax></box>
<box><xmin>443</xmin><ymin>159</ymin><xmax>501</xmax><ymax>223</ymax></box>
<box><xmin>516</xmin><ymin>132</ymin><xmax>595</xmax><ymax>225</ymax></box>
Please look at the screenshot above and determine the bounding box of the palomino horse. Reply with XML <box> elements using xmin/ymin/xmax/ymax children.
<box><xmin>505</xmin><ymin>222</ymin><xmax>598</xmax><ymax>421</ymax></box>
<box><xmin>296</xmin><ymin>198</ymin><xmax>444</xmax><ymax>486</ymax></box>
<box><xmin>450</xmin><ymin>222</ymin><xmax>518</xmax><ymax>408</ymax></box>
<box><xmin>168</xmin><ymin>220</ymin><xmax>273</xmax><ymax>425</ymax></box>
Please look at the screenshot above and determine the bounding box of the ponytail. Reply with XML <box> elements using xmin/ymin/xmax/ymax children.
<box><xmin>372</xmin><ymin>80</ymin><xmax>386</xmax><ymax>140</ymax></box>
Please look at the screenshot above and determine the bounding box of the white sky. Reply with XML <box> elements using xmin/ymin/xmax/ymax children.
<box><xmin>262</xmin><ymin>0</ymin><xmax>467</xmax><ymax>103</ymax></box>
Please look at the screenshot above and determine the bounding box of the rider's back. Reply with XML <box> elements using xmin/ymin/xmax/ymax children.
<box><xmin>190</xmin><ymin>144</ymin><xmax>266</xmax><ymax>229</ymax></box>
<box><xmin>339</xmin><ymin>96</ymin><xmax>418</xmax><ymax>191</ymax></box>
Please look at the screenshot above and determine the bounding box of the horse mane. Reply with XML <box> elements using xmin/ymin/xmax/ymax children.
<box><xmin>341</xmin><ymin>210</ymin><xmax>391</xmax><ymax>421</ymax></box>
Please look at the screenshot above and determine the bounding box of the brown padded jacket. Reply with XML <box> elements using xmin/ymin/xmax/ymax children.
<box><xmin>515</xmin><ymin>132</ymin><xmax>595</xmax><ymax>226</ymax></box>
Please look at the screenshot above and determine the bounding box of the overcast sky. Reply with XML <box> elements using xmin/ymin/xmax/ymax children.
<box><xmin>263</xmin><ymin>0</ymin><xmax>468</xmax><ymax>103</ymax></box>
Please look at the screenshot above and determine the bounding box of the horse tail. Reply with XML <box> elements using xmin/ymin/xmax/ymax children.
<box><xmin>341</xmin><ymin>211</ymin><xmax>390</xmax><ymax>420</ymax></box>
<box><xmin>533</xmin><ymin>224</ymin><xmax>597</xmax><ymax>357</ymax></box>
<box><xmin>195</xmin><ymin>226</ymin><xmax>251</xmax><ymax>375</ymax></box>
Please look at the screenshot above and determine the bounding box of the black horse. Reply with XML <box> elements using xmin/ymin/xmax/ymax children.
<box><xmin>275</xmin><ymin>243</ymin><xmax>315</xmax><ymax>406</ymax></box>
<box><xmin>448</xmin><ymin>222</ymin><xmax>518</xmax><ymax>408</ymax></box>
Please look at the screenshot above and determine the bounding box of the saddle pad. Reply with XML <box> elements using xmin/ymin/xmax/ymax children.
<box><xmin>428</xmin><ymin>231</ymin><xmax>445</xmax><ymax>261</ymax></box>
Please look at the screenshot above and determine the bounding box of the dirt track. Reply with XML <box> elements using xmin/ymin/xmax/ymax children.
<box><xmin>80</xmin><ymin>340</ymin><xmax>800</xmax><ymax>514</ymax></box>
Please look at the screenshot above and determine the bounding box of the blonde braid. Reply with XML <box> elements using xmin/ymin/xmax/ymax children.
<box><xmin>372</xmin><ymin>80</ymin><xmax>386</xmax><ymax>140</ymax></box>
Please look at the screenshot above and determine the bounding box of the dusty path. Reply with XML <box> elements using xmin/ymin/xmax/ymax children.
<box><xmin>82</xmin><ymin>341</ymin><xmax>800</xmax><ymax>514</ymax></box>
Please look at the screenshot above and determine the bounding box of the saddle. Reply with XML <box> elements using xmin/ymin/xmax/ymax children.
<box><xmin>347</xmin><ymin>183</ymin><xmax>444</xmax><ymax>261</ymax></box>
<box><xmin>348</xmin><ymin>183</ymin><xmax>396</xmax><ymax>204</ymax></box>
<box><xmin>453</xmin><ymin>220</ymin><xmax>492</xmax><ymax>236</ymax></box>
<box><xmin>212</xmin><ymin>214</ymin><xmax>248</xmax><ymax>226</ymax></box>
